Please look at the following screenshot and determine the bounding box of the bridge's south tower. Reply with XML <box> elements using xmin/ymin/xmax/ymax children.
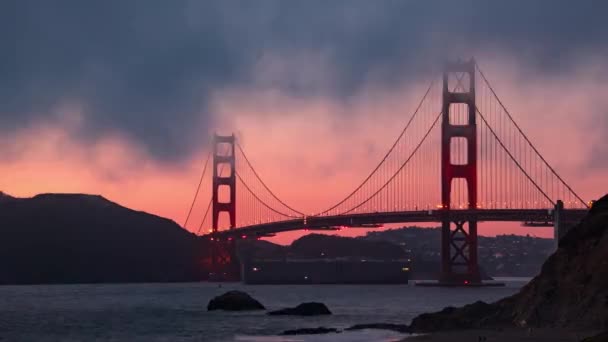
<box><xmin>440</xmin><ymin>59</ymin><xmax>481</xmax><ymax>284</ymax></box>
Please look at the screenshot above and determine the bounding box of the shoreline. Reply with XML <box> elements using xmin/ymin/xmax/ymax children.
<box><xmin>402</xmin><ymin>328</ymin><xmax>597</xmax><ymax>341</ymax></box>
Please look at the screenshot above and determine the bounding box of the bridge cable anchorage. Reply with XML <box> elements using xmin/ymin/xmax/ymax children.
<box><xmin>340</xmin><ymin>110</ymin><xmax>443</xmax><ymax>215</ymax></box>
<box><xmin>475</xmin><ymin>62</ymin><xmax>588</xmax><ymax>208</ymax></box>
<box><xmin>476</xmin><ymin>106</ymin><xmax>554</xmax><ymax>206</ymax></box>
<box><xmin>183</xmin><ymin>149</ymin><xmax>212</xmax><ymax>229</ymax></box>
<box><xmin>235</xmin><ymin>170</ymin><xmax>303</xmax><ymax>219</ymax></box>
<box><xmin>313</xmin><ymin>79</ymin><xmax>437</xmax><ymax>216</ymax></box>
<box><xmin>235</xmin><ymin>142</ymin><xmax>305</xmax><ymax>216</ymax></box>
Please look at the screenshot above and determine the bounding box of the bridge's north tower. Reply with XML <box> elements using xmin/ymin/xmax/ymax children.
<box><xmin>440</xmin><ymin>59</ymin><xmax>481</xmax><ymax>284</ymax></box>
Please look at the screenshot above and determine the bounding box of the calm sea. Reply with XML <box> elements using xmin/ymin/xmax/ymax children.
<box><xmin>0</xmin><ymin>278</ymin><xmax>529</xmax><ymax>342</ymax></box>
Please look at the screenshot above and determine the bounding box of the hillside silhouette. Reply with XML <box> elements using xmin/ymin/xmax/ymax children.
<box><xmin>0</xmin><ymin>193</ymin><xmax>203</xmax><ymax>284</ymax></box>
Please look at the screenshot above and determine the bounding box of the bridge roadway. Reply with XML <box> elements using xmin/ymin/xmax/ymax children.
<box><xmin>203</xmin><ymin>208</ymin><xmax>589</xmax><ymax>240</ymax></box>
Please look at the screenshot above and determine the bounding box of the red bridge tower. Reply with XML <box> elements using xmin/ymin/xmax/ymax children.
<box><xmin>440</xmin><ymin>59</ymin><xmax>481</xmax><ymax>284</ymax></box>
<box><xmin>210</xmin><ymin>133</ymin><xmax>240</xmax><ymax>280</ymax></box>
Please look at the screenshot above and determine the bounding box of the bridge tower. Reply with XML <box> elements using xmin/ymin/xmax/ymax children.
<box><xmin>440</xmin><ymin>59</ymin><xmax>481</xmax><ymax>284</ymax></box>
<box><xmin>212</xmin><ymin>133</ymin><xmax>236</xmax><ymax>231</ymax></box>
<box><xmin>210</xmin><ymin>133</ymin><xmax>239</xmax><ymax>280</ymax></box>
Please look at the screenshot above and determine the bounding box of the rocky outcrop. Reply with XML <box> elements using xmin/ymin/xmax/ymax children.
<box><xmin>409</xmin><ymin>301</ymin><xmax>506</xmax><ymax>331</ymax></box>
<box><xmin>345</xmin><ymin>323</ymin><xmax>410</xmax><ymax>333</ymax></box>
<box><xmin>581</xmin><ymin>331</ymin><xmax>608</xmax><ymax>342</ymax></box>
<box><xmin>268</xmin><ymin>302</ymin><xmax>331</xmax><ymax>316</ymax></box>
<box><xmin>207</xmin><ymin>291</ymin><xmax>265</xmax><ymax>311</ymax></box>
<box><xmin>410</xmin><ymin>194</ymin><xmax>608</xmax><ymax>332</ymax></box>
<box><xmin>281</xmin><ymin>327</ymin><xmax>339</xmax><ymax>335</ymax></box>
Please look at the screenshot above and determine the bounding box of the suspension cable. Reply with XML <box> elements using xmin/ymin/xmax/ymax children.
<box><xmin>196</xmin><ymin>199</ymin><xmax>212</xmax><ymax>235</ymax></box>
<box><xmin>476</xmin><ymin>107</ymin><xmax>554</xmax><ymax>205</ymax></box>
<box><xmin>314</xmin><ymin>80</ymin><xmax>436</xmax><ymax>216</ymax></box>
<box><xmin>183</xmin><ymin>150</ymin><xmax>211</xmax><ymax>228</ymax></box>
<box><xmin>236</xmin><ymin>142</ymin><xmax>305</xmax><ymax>216</ymax></box>
<box><xmin>235</xmin><ymin>171</ymin><xmax>302</xmax><ymax>219</ymax></box>
<box><xmin>475</xmin><ymin>63</ymin><xmax>588</xmax><ymax>207</ymax></box>
<box><xmin>340</xmin><ymin>111</ymin><xmax>442</xmax><ymax>215</ymax></box>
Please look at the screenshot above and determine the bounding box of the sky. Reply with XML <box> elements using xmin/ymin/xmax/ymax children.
<box><xmin>1</xmin><ymin>0</ymin><xmax>608</xmax><ymax>243</ymax></box>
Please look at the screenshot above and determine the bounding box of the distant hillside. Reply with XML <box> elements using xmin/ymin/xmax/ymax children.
<box><xmin>363</xmin><ymin>226</ymin><xmax>554</xmax><ymax>277</ymax></box>
<box><xmin>238</xmin><ymin>233</ymin><xmax>407</xmax><ymax>261</ymax></box>
<box><xmin>0</xmin><ymin>193</ymin><xmax>203</xmax><ymax>284</ymax></box>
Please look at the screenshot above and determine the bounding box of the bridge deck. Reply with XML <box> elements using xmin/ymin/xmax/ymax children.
<box><xmin>203</xmin><ymin>208</ymin><xmax>588</xmax><ymax>239</ymax></box>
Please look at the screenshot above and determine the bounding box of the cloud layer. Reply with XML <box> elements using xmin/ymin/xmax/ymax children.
<box><xmin>2</xmin><ymin>0</ymin><xmax>608</xmax><ymax>162</ymax></box>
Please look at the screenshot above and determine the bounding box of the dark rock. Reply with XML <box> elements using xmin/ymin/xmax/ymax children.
<box><xmin>410</xmin><ymin>194</ymin><xmax>608</xmax><ymax>332</ymax></box>
<box><xmin>580</xmin><ymin>330</ymin><xmax>608</xmax><ymax>342</ymax></box>
<box><xmin>207</xmin><ymin>291</ymin><xmax>265</xmax><ymax>311</ymax></box>
<box><xmin>280</xmin><ymin>327</ymin><xmax>339</xmax><ymax>335</ymax></box>
<box><xmin>268</xmin><ymin>302</ymin><xmax>331</xmax><ymax>316</ymax></box>
<box><xmin>345</xmin><ymin>323</ymin><xmax>409</xmax><ymax>333</ymax></box>
<box><xmin>409</xmin><ymin>301</ymin><xmax>504</xmax><ymax>332</ymax></box>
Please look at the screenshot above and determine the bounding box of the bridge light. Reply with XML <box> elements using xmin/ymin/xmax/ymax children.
<box><xmin>228</xmin><ymin>237</ymin><xmax>233</xmax><ymax>241</ymax></box>
<box><xmin>241</xmin><ymin>235</ymin><xmax>247</xmax><ymax>239</ymax></box>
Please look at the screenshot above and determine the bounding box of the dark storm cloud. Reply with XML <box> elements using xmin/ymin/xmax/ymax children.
<box><xmin>1</xmin><ymin>0</ymin><xmax>608</xmax><ymax>161</ymax></box>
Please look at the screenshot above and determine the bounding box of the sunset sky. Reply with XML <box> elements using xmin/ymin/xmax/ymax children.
<box><xmin>2</xmin><ymin>1</ymin><xmax>607</xmax><ymax>243</ymax></box>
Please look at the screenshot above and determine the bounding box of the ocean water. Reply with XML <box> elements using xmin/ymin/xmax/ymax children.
<box><xmin>0</xmin><ymin>278</ymin><xmax>529</xmax><ymax>342</ymax></box>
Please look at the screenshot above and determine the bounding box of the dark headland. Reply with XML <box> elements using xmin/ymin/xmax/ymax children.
<box><xmin>0</xmin><ymin>192</ymin><xmax>202</xmax><ymax>284</ymax></box>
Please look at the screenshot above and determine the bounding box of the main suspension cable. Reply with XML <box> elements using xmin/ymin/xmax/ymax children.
<box><xmin>183</xmin><ymin>150</ymin><xmax>211</xmax><ymax>228</ymax></box>
<box><xmin>236</xmin><ymin>142</ymin><xmax>305</xmax><ymax>216</ymax></box>
<box><xmin>475</xmin><ymin>63</ymin><xmax>588</xmax><ymax>207</ymax></box>
<box><xmin>314</xmin><ymin>80</ymin><xmax>436</xmax><ymax>216</ymax></box>
<box><xmin>341</xmin><ymin>111</ymin><xmax>443</xmax><ymax>215</ymax></box>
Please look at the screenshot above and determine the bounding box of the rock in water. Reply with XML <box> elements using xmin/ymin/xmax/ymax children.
<box><xmin>345</xmin><ymin>323</ymin><xmax>410</xmax><ymax>333</ymax></box>
<box><xmin>268</xmin><ymin>302</ymin><xmax>332</xmax><ymax>316</ymax></box>
<box><xmin>410</xmin><ymin>194</ymin><xmax>608</xmax><ymax>332</ymax></box>
<box><xmin>207</xmin><ymin>291</ymin><xmax>265</xmax><ymax>311</ymax></box>
<box><xmin>281</xmin><ymin>327</ymin><xmax>339</xmax><ymax>335</ymax></box>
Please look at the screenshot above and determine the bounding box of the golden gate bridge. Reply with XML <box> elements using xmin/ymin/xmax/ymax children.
<box><xmin>183</xmin><ymin>59</ymin><xmax>590</xmax><ymax>284</ymax></box>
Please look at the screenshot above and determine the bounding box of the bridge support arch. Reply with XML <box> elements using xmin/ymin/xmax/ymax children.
<box><xmin>440</xmin><ymin>59</ymin><xmax>481</xmax><ymax>284</ymax></box>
